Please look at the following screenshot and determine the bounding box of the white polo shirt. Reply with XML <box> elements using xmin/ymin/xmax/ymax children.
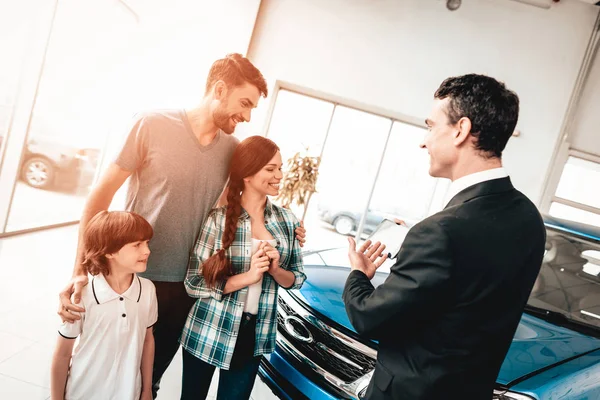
<box><xmin>59</xmin><ymin>274</ymin><xmax>158</xmax><ymax>400</ymax></box>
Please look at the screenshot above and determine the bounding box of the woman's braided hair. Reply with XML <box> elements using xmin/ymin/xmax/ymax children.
<box><xmin>202</xmin><ymin>135</ymin><xmax>279</xmax><ymax>287</ymax></box>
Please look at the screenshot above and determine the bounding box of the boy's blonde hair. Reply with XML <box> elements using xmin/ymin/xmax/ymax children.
<box><xmin>82</xmin><ymin>211</ymin><xmax>153</xmax><ymax>276</ymax></box>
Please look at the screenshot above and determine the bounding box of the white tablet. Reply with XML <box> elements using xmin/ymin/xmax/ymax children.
<box><xmin>366</xmin><ymin>219</ymin><xmax>410</xmax><ymax>259</ymax></box>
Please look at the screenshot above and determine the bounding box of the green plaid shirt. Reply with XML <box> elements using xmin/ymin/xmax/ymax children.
<box><xmin>180</xmin><ymin>199</ymin><xmax>306</xmax><ymax>369</ymax></box>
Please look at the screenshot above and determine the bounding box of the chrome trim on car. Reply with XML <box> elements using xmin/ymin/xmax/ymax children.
<box><xmin>283</xmin><ymin>315</ymin><xmax>314</xmax><ymax>343</ymax></box>
<box><xmin>316</xmin><ymin>342</ymin><xmax>363</xmax><ymax>370</ymax></box>
<box><xmin>276</xmin><ymin>333</ymin><xmax>373</xmax><ymax>399</ymax></box>
<box><xmin>492</xmin><ymin>389</ymin><xmax>535</xmax><ymax>400</ymax></box>
<box><xmin>277</xmin><ymin>290</ymin><xmax>377</xmax><ymax>399</ymax></box>
<box><xmin>279</xmin><ymin>290</ymin><xmax>377</xmax><ymax>358</ymax></box>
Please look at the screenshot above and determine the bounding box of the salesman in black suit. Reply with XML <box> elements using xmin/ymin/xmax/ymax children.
<box><xmin>343</xmin><ymin>74</ymin><xmax>546</xmax><ymax>400</ymax></box>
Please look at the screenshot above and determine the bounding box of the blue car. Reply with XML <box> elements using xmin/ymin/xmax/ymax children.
<box><xmin>258</xmin><ymin>216</ymin><xmax>600</xmax><ymax>399</ymax></box>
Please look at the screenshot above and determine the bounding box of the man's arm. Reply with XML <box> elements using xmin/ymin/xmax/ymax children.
<box><xmin>343</xmin><ymin>220</ymin><xmax>453</xmax><ymax>338</ymax></box>
<box><xmin>58</xmin><ymin>164</ymin><xmax>131</xmax><ymax>321</ymax></box>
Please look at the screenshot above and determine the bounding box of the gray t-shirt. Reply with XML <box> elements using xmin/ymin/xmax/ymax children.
<box><xmin>114</xmin><ymin>109</ymin><xmax>238</xmax><ymax>282</ymax></box>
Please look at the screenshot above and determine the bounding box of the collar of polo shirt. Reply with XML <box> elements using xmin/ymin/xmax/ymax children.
<box><xmin>91</xmin><ymin>274</ymin><xmax>142</xmax><ymax>305</ymax></box>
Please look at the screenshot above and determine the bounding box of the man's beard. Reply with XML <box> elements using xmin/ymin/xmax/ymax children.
<box><xmin>213</xmin><ymin>109</ymin><xmax>235</xmax><ymax>134</ymax></box>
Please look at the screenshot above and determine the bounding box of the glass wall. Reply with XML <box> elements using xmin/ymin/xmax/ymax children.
<box><xmin>6</xmin><ymin>0</ymin><xmax>137</xmax><ymax>232</ymax></box>
<box><xmin>0</xmin><ymin>1</ymin><xmax>44</xmax><ymax>232</ymax></box>
<box><xmin>549</xmin><ymin>154</ymin><xmax>600</xmax><ymax>228</ymax></box>
<box><xmin>268</xmin><ymin>89</ymin><xmax>442</xmax><ymax>251</ymax></box>
<box><xmin>362</xmin><ymin>121</ymin><xmax>439</xmax><ymax>235</ymax></box>
<box><xmin>0</xmin><ymin>0</ymin><xmax>260</xmax><ymax>235</ymax></box>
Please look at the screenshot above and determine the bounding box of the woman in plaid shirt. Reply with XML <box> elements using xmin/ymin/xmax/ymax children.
<box><xmin>179</xmin><ymin>135</ymin><xmax>306</xmax><ymax>399</ymax></box>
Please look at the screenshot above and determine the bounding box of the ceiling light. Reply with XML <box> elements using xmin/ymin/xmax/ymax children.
<box><xmin>447</xmin><ymin>0</ymin><xmax>462</xmax><ymax>11</ymax></box>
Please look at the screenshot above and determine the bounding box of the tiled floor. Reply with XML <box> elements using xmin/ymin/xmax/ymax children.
<box><xmin>0</xmin><ymin>225</ymin><xmax>278</xmax><ymax>400</ymax></box>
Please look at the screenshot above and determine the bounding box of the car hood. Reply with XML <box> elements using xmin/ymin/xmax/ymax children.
<box><xmin>291</xmin><ymin>264</ymin><xmax>600</xmax><ymax>386</ymax></box>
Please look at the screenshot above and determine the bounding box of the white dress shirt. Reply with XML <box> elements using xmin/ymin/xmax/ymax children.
<box><xmin>444</xmin><ymin>167</ymin><xmax>509</xmax><ymax>208</ymax></box>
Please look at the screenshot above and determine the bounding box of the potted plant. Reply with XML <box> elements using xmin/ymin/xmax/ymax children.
<box><xmin>276</xmin><ymin>150</ymin><xmax>320</xmax><ymax>221</ymax></box>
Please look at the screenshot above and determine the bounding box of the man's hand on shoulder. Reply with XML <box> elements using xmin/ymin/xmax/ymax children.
<box><xmin>347</xmin><ymin>238</ymin><xmax>388</xmax><ymax>280</ymax></box>
<box><xmin>294</xmin><ymin>221</ymin><xmax>306</xmax><ymax>248</ymax></box>
<box><xmin>57</xmin><ymin>274</ymin><xmax>88</xmax><ymax>323</ymax></box>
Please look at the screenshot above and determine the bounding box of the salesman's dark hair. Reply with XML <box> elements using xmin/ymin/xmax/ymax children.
<box><xmin>435</xmin><ymin>74</ymin><xmax>519</xmax><ymax>158</ymax></box>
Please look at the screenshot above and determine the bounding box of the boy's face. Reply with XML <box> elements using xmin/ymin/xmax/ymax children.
<box><xmin>107</xmin><ymin>240</ymin><xmax>151</xmax><ymax>274</ymax></box>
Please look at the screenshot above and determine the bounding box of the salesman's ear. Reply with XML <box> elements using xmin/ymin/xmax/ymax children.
<box><xmin>454</xmin><ymin>117</ymin><xmax>472</xmax><ymax>147</ymax></box>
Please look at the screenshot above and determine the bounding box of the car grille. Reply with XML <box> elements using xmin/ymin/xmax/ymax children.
<box><xmin>276</xmin><ymin>294</ymin><xmax>376</xmax><ymax>385</ymax></box>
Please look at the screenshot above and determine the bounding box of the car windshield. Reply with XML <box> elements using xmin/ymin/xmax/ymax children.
<box><xmin>528</xmin><ymin>228</ymin><xmax>600</xmax><ymax>330</ymax></box>
<box><xmin>305</xmin><ymin>226</ymin><xmax>600</xmax><ymax>331</ymax></box>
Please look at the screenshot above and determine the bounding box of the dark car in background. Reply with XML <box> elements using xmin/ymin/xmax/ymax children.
<box><xmin>259</xmin><ymin>216</ymin><xmax>600</xmax><ymax>400</ymax></box>
<box><xmin>0</xmin><ymin>134</ymin><xmax>100</xmax><ymax>191</ymax></box>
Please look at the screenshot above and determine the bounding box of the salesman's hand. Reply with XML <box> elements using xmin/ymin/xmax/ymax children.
<box><xmin>57</xmin><ymin>275</ymin><xmax>88</xmax><ymax>323</ymax></box>
<box><xmin>347</xmin><ymin>238</ymin><xmax>388</xmax><ymax>280</ymax></box>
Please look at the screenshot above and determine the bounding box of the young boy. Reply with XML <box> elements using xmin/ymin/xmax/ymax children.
<box><xmin>51</xmin><ymin>211</ymin><xmax>158</xmax><ymax>400</ymax></box>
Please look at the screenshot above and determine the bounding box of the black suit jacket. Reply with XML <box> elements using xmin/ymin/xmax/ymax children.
<box><xmin>343</xmin><ymin>177</ymin><xmax>546</xmax><ymax>400</ymax></box>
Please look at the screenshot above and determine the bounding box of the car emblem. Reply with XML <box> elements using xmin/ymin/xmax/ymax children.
<box><xmin>283</xmin><ymin>315</ymin><xmax>314</xmax><ymax>343</ymax></box>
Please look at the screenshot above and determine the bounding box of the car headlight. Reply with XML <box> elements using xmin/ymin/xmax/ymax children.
<box><xmin>493</xmin><ymin>389</ymin><xmax>535</xmax><ymax>400</ymax></box>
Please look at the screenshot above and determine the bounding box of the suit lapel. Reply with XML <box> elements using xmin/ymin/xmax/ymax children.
<box><xmin>444</xmin><ymin>177</ymin><xmax>515</xmax><ymax>209</ymax></box>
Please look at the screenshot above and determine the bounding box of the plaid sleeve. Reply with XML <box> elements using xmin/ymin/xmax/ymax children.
<box><xmin>184</xmin><ymin>210</ymin><xmax>227</xmax><ymax>301</ymax></box>
<box><xmin>284</xmin><ymin>215</ymin><xmax>306</xmax><ymax>290</ymax></box>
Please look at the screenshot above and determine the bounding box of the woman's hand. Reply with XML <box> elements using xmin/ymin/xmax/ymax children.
<box><xmin>248</xmin><ymin>248</ymin><xmax>270</xmax><ymax>284</ymax></box>
<box><xmin>262</xmin><ymin>242</ymin><xmax>281</xmax><ymax>274</ymax></box>
<box><xmin>261</xmin><ymin>241</ymin><xmax>296</xmax><ymax>288</ymax></box>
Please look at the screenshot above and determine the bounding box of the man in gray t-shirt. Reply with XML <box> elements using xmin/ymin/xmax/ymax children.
<box><xmin>58</xmin><ymin>53</ymin><xmax>305</xmax><ymax>398</ymax></box>
<box><xmin>115</xmin><ymin>109</ymin><xmax>238</xmax><ymax>282</ymax></box>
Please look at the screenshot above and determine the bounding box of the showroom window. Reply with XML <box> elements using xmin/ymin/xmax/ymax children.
<box><xmin>549</xmin><ymin>152</ymin><xmax>600</xmax><ymax>228</ymax></box>
<box><xmin>4</xmin><ymin>0</ymin><xmax>139</xmax><ymax>233</ymax></box>
<box><xmin>0</xmin><ymin>0</ymin><xmax>140</xmax><ymax>234</ymax></box>
<box><xmin>266</xmin><ymin>89</ymin><xmax>444</xmax><ymax>251</ymax></box>
<box><xmin>0</xmin><ymin>0</ymin><xmax>261</xmax><ymax>236</ymax></box>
